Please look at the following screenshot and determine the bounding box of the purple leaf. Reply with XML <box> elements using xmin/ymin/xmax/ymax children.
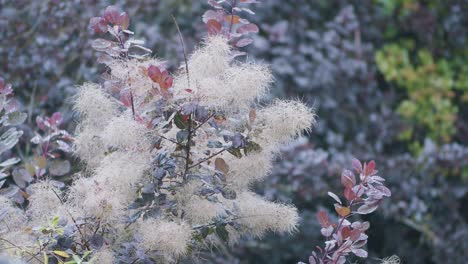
<box><xmin>103</xmin><ymin>5</ymin><xmax>120</xmax><ymax>24</ymax></box>
<box><xmin>356</xmin><ymin>200</ymin><xmax>381</xmax><ymax>214</ymax></box>
<box><xmin>320</xmin><ymin>225</ymin><xmax>333</xmax><ymax>237</ymax></box>
<box><xmin>202</xmin><ymin>10</ymin><xmax>226</xmax><ymax>23</ymax></box>
<box><xmin>237</xmin><ymin>23</ymin><xmax>259</xmax><ymax>34</ymax></box>
<box><xmin>89</xmin><ymin>17</ymin><xmax>108</xmax><ymax>34</ymax></box>
<box><xmin>235</xmin><ymin>38</ymin><xmax>254</xmax><ymax>47</ymax></box>
<box><xmin>308</xmin><ymin>255</ymin><xmax>317</xmax><ymax>264</ymax></box>
<box><xmin>374</xmin><ymin>184</ymin><xmax>391</xmax><ymax>197</ymax></box>
<box><xmin>351</xmin><ymin>158</ymin><xmax>362</xmax><ymax>173</ymax></box>
<box><xmin>352</xmin><ymin>248</ymin><xmax>368</xmax><ymax>258</ymax></box>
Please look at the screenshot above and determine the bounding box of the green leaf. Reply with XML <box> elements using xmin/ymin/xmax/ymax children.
<box><xmin>244</xmin><ymin>141</ymin><xmax>262</xmax><ymax>155</ymax></box>
<box><xmin>215</xmin><ymin>225</ymin><xmax>229</xmax><ymax>242</ymax></box>
<box><xmin>227</xmin><ymin>148</ymin><xmax>242</xmax><ymax>158</ymax></box>
<box><xmin>53</xmin><ymin>250</ymin><xmax>70</xmax><ymax>259</ymax></box>
<box><xmin>174</xmin><ymin>113</ymin><xmax>188</xmax><ymax>129</ymax></box>
<box><xmin>0</xmin><ymin>157</ymin><xmax>20</xmax><ymax>167</ymax></box>
<box><xmin>0</xmin><ymin>128</ymin><xmax>23</xmax><ymax>154</ymax></box>
<box><xmin>4</xmin><ymin>111</ymin><xmax>27</xmax><ymax>126</ymax></box>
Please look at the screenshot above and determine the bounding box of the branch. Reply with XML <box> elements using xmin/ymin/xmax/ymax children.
<box><xmin>188</xmin><ymin>148</ymin><xmax>226</xmax><ymax>170</ymax></box>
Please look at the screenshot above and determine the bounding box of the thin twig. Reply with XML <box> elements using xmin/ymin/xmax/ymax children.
<box><xmin>193</xmin><ymin>113</ymin><xmax>215</xmax><ymax>131</ymax></box>
<box><xmin>183</xmin><ymin>114</ymin><xmax>193</xmax><ymax>180</ymax></box>
<box><xmin>188</xmin><ymin>148</ymin><xmax>226</xmax><ymax>170</ymax></box>
<box><xmin>171</xmin><ymin>15</ymin><xmax>190</xmax><ymax>89</ymax></box>
<box><xmin>51</xmin><ymin>188</ymin><xmax>90</xmax><ymax>250</ymax></box>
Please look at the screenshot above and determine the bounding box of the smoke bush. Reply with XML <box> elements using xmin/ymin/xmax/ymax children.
<box><xmin>0</xmin><ymin>2</ymin><xmax>314</xmax><ymax>263</ymax></box>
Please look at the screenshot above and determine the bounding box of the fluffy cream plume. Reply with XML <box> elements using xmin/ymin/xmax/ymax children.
<box><xmin>27</xmin><ymin>181</ymin><xmax>63</xmax><ymax>222</ymax></box>
<box><xmin>221</xmin><ymin>151</ymin><xmax>273</xmax><ymax>189</ymax></box>
<box><xmin>67</xmin><ymin>151</ymin><xmax>149</xmax><ymax>222</ymax></box>
<box><xmin>100</xmin><ymin>111</ymin><xmax>150</xmax><ymax>150</ymax></box>
<box><xmin>232</xmin><ymin>192</ymin><xmax>299</xmax><ymax>237</ymax></box>
<box><xmin>185</xmin><ymin>36</ymin><xmax>231</xmax><ymax>78</ymax></box>
<box><xmin>74</xmin><ymin>83</ymin><xmax>119</xmax><ymax>167</ymax></box>
<box><xmin>92</xmin><ymin>247</ymin><xmax>115</xmax><ymax>264</ymax></box>
<box><xmin>256</xmin><ymin>99</ymin><xmax>315</xmax><ymax>147</ymax></box>
<box><xmin>73</xmin><ymin>83</ymin><xmax>118</xmax><ymax>127</ymax></box>
<box><xmin>0</xmin><ymin>231</ymin><xmax>37</xmax><ymax>261</ymax></box>
<box><xmin>73</xmin><ymin>126</ymin><xmax>106</xmax><ymax>168</ymax></box>
<box><xmin>0</xmin><ymin>196</ymin><xmax>26</xmax><ymax>233</ymax></box>
<box><xmin>183</xmin><ymin>196</ymin><xmax>225</xmax><ymax>224</ymax></box>
<box><xmin>172</xmin><ymin>36</ymin><xmax>272</xmax><ymax>110</ymax></box>
<box><xmin>138</xmin><ymin>219</ymin><xmax>192</xmax><ymax>259</ymax></box>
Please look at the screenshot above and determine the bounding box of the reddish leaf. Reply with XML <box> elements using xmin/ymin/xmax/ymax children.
<box><xmin>343</xmin><ymin>187</ymin><xmax>356</xmax><ymax>201</ymax></box>
<box><xmin>364</xmin><ymin>160</ymin><xmax>376</xmax><ymax>176</ymax></box>
<box><xmin>341</xmin><ymin>169</ymin><xmax>356</xmax><ymax>189</ymax></box>
<box><xmin>148</xmin><ymin>65</ymin><xmax>173</xmax><ymax>90</ymax></box>
<box><xmin>89</xmin><ymin>17</ymin><xmax>108</xmax><ymax>34</ymax></box>
<box><xmin>334</xmin><ymin>204</ymin><xmax>351</xmax><ymax>217</ymax></box>
<box><xmin>103</xmin><ymin>6</ymin><xmax>120</xmax><ymax>24</ymax></box>
<box><xmin>349</xmin><ymin>229</ymin><xmax>361</xmax><ymax>241</ymax></box>
<box><xmin>316</xmin><ymin>210</ymin><xmax>331</xmax><ymax>228</ymax></box>
<box><xmin>119</xmin><ymin>90</ymin><xmax>132</xmax><ymax>108</ymax></box>
<box><xmin>207</xmin><ymin>19</ymin><xmax>222</xmax><ymax>35</ymax></box>
<box><xmin>341</xmin><ymin>226</ymin><xmax>351</xmax><ymax>239</ymax></box>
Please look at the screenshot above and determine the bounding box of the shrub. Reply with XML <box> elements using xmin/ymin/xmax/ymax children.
<box><xmin>0</xmin><ymin>3</ymin><xmax>315</xmax><ymax>263</ymax></box>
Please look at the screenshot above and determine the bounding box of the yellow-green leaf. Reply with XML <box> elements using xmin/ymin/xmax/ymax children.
<box><xmin>53</xmin><ymin>250</ymin><xmax>70</xmax><ymax>259</ymax></box>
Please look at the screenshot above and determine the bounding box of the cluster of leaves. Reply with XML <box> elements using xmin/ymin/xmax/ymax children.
<box><xmin>0</xmin><ymin>77</ymin><xmax>26</xmax><ymax>188</ymax></box>
<box><xmin>305</xmin><ymin>160</ymin><xmax>391</xmax><ymax>264</ymax></box>
<box><xmin>375</xmin><ymin>43</ymin><xmax>466</xmax><ymax>150</ymax></box>
<box><xmin>203</xmin><ymin>0</ymin><xmax>260</xmax><ymax>52</ymax></box>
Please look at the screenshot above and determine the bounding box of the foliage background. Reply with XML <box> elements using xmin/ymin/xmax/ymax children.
<box><xmin>0</xmin><ymin>0</ymin><xmax>466</xmax><ymax>263</ymax></box>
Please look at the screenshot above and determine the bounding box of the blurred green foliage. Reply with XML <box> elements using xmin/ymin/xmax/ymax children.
<box><xmin>375</xmin><ymin>43</ymin><xmax>466</xmax><ymax>150</ymax></box>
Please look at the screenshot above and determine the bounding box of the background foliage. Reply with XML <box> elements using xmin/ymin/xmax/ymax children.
<box><xmin>0</xmin><ymin>0</ymin><xmax>466</xmax><ymax>263</ymax></box>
